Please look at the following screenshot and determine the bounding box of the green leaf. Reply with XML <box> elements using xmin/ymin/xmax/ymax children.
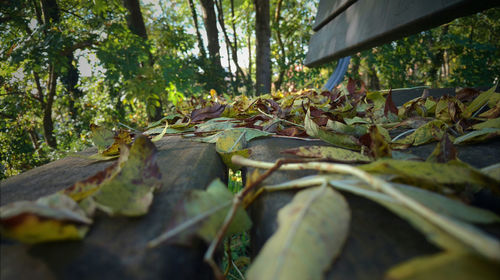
<box><xmin>463</xmin><ymin>85</ymin><xmax>497</xmax><ymax>118</ymax></box>
<box><xmin>471</xmin><ymin>117</ymin><xmax>500</xmax><ymax>130</ymax></box>
<box><xmin>92</xmin><ymin>135</ymin><xmax>162</xmax><ymax>216</ymax></box>
<box><xmin>246</xmin><ymin>186</ymin><xmax>350</xmax><ymax>280</ymax></box>
<box><xmin>194</xmin><ymin>117</ymin><xmax>239</xmax><ymax>133</ymax></box>
<box><xmin>327</xmin><ymin>179</ymin><xmax>474</xmax><ymax>252</ymax></box>
<box><xmin>393</xmin><ymin>120</ymin><xmax>447</xmax><ymax>146</ymax></box>
<box><xmin>325</xmin><ymin>120</ymin><xmax>368</xmax><ymax>137</ymax></box>
<box><xmin>305</xmin><ymin>109</ymin><xmax>361</xmax><ymax>150</ymax></box>
<box><xmin>90</xmin><ymin>124</ymin><xmax>115</xmax><ymax>153</ymax></box>
<box><xmin>453</xmin><ymin>128</ymin><xmax>500</xmax><ymax>144</ymax></box>
<box><xmin>359</xmin><ymin>159</ymin><xmax>500</xmax><ymax>194</ymax></box>
<box><xmin>385</xmin><ymin>252</ymin><xmax>500</xmax><ymax>280</ymax></box>
<box><xmin>283</xmin><ymin>146</ymin><xmax>372</xmax><ymax>163</ymax></box>
<box><xmin>143</xmin><ymin>126</ymin><xmax>182</xmax><ymax>135</ymax></box>
<box><xmin>481</xmin><ymin>163</ymin><xmax>500</xmax><ymax>181</ymax></box>
<box><xmin>215</xmin><ymin>129</ymin><xmax>252</xmax><ymax>170</ymax></box>
<box><xmin>148</xmin><ymin>179</ymin><xmax>251</xmax><ymax>246</ymax></box>
<box><xmin>0</xmin><ymin>193</ymin><xmax>91</xmax><ymax>244</ymax></box>
<box><xmin>394</xmin><ymin>183</ymin><xmax>500</xmax><ymax>224</ymax></box>
<box><xmin>195</xmin><ymin>127</ymin><xmax>273</xmax><ymax>144</ymax></box>
<box><xmin>152</xmin><ymin>121</ymin><xmax>168</xmax><ymax>142</ymax></box>
<box><xmin>344</xmin><ymin>116</ymin><xmax>370</xmax><ymax>125</ymax></box>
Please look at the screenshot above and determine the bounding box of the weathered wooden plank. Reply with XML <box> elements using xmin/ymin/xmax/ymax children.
<box><xmin>1</xmin><ymin>136</ymin><xmax>226</xmax><ymax>280</ymax></box>
<box><xmin>246</xmin><ymin>136</ymin><xmax>500</xmax><ymax>280</ymax></box>
<box><xmin>305</xmin><ymin>0</ymin><xmax>499</xmax><ymax>67</ymax></box>
<box><xmin>245</xmin><ymin>138</ymin><xmax>439</xmax><ymax>279</ymax></box>
<box><xmin>312</xmin><ymin>0</ymin><xmax>356</xmax><ymax>32</ymax></box>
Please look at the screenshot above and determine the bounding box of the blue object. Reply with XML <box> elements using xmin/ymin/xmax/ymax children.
<box><xmin>323</xmin><ymin>56</ymin><xmax>351</xmax><ymax>91</ymax></box>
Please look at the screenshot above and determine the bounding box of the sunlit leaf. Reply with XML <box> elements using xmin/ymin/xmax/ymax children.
<box><xmin>283</xmin><ymin>146</ymin><xmax>372</xmax><ymax>163</ymax></box>
<box><xmin>149</xmin><ymin>179</ymin><xmax>251</xmax><ymax>246</ymax></box>
<box><xmin>62</xmin><ymin>161</ymin><xmax>120</xmax><ymax>202</ymax></box>
<box><xmin>92</xmin><ymin>135</ymin><xmax>162</xmax><ymax>216</ymax></box>
<box><xmin>101</xmin><ymin>129</ymin><xmax>133</xmax><ymax>156</ymax></box>
<box><xmin>246</xmin><ymin>186</ymin><xmax>350</xmax><ymax>280</ymax></box>
<box><xmin>215</xmin><ymin>129</ymin><xmax>251</xmax><ymax>170</ymax></box>
<box><xmin>194</xmin><ymin>117</ymin><xmax>239</xmax><ymax>133</ymax></box>
<box><xmin>152</xmin><ymin>121</ymin><xmax>169</xmax><ymax>142</ymax></box>
<box><xmin>385</xmin><ymin>252</ymin><xmax>500</xmax><ymax>280</ymax></box>
<box><xmin>0</xmin><ymin>193</ymin><xmax>91</xmax><ymax>244</ymax></box>
<box><xmin>195</xmin><ymin>127</ymin><xmax>272</xmax><ymax>144</ymax></box>
<box><xmin>143</xmin><ymin>126</ymin><xmax>182</xmax><ymax>135</ymax></box>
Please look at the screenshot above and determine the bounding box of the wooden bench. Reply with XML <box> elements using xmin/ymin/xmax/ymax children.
<box><xmin>1</xmin><ymin>137</ymin><xmax>226</xmax><ymax>280</ymax></box>
<box><xmin>247</xmin><ymin>1</ymin><xmax>500</xmax><ymax>279</ymax></box>
<box><xmin>2</xmin><ymin>2</ymin><xmax>499</xmax><ymax>280</ymax></box>
<box><xmin>246</xmin><ymin>104</ymin><xmax>500</xmax><ymax>280</ymax></box>
<box><xmin>305</xmin><ymin>0</ymin><xmax>499</xmax><ymax>67</ymax></box>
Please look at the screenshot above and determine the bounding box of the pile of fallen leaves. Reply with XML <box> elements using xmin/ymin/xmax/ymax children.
<box><xmin>1</xmin><ymin>81</ymin><xmax>500</xmax><ymax>279</ymax></box>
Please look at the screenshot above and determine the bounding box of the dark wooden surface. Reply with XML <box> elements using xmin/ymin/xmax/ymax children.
<box><xmin>305</xmin><ymin>0</ymin><xmax>499</xmax><ymax>67</ymax></box>
<box><xmin>245</xmin><ymin>136</ymin><xmax>500</xmax><ymax>280</ymax></box>
<box><xmin>245</xmin><ymin>88</ymin><xmax>500</xmax><ymax>279</ymax></box>
<box><xmin>312</xmin><ymin>0</ymin><xmax>356</xmax><ymax>31</ymax></box>
<box><xmin>1</xmin><ymin>136</ymin><xmax>226</xmax><ymax>280</ymax></box>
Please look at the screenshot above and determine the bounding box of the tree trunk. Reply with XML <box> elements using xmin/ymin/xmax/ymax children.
<box><xmin>43</xmin><ymin>65</ymin><xmax>57</xmax><ymax>148</ymax></box>
<box><xmin>40</xmin><ymin>0</ymin><xmax>60</xmax><ymax>23</ymax></box>
<box><xmin>187</xmin><ymin>0</ymin><xmax>207</xmax><ymax>59</ymax></box>
<box><xmin>122</xmin><ymin>0</ymin><xmax>149</xmax><ymax>40</ymax></box>
<box><xmin>38</xmin><ymin>0</ymin><xmax>59</xmax><ymax>148</ymax></box>
<box><xmin>199</xmin><ymin>0</ymin><xmax>225</xmax><ymax>92</ymax></box>
<box><xmin>199</xmin><ymin>0</ymin><xmax>221</xmax><ymax>66</ymax></box>
<box><xmin>254</xmin><ymin>0</ymin><xmax>271</xmax><ymax>95</ymax></box>
<box><xmin>273</xmin><ymin>0</ymin><xmax>286</xmax><ymax>91</ymax></box>
<box><xmin>61</xmin><ymin>52</ymin><xmax>82</xmax><ymax>121</ymax></box>
<box><xmin>122</xmin><ymin>0</ymin><xmax>162</xmax><ymax>121</ymax></box>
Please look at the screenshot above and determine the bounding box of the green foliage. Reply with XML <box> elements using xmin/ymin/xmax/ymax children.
<box><xmin>1</xmin><ymin>1</ymin><xmax>499</xmax><ymax>182</ymax></box>
<box><xmin>352</xmin><ymin>8</ymin><xmax>500</xmax><ymax>89</ymax></box>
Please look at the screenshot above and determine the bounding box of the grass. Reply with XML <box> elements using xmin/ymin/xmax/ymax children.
<box><xmin>223</xmin><ymin>169</ymin><xmax>250</xmax><ymax>279</ymax></box>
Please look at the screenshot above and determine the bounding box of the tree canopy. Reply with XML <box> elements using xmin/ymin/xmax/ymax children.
<box><xmin>1</xmin><ymin>1</ymin><xmax>499</xmax><ymax>179</ymax></box>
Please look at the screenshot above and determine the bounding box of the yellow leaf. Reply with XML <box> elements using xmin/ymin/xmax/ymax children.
<box><xmin>385</xmin><ymin>252</ymin><xmax>500</xmax><ymax>280</ymax></box>
<box><xmin>359</xmin><ymin>159</ymin><xmax>500</xmax><ymax>194</ymax></box>
<box><xmin>0</xmin><ymin>193</ymin><xmax>91</xmax><ymax>244</ymax></box>
<box><xmin>246</xmin><ymin>186</ymin><xmax>350</xmax><ymax>280</ymax></box>
<box><xmin>472</xmin><ymin>117</ymin><xmax>500</xmax><ymax>130</ymax></box>
<box><xmin>92</xmin><ymin>136</ymin><xmax>162</xmax><ymax>216</ymax></box>
<box><xmin>305</xmin><ymin>109</ymin><xmax>361</xmax><ymax>150</ymax></box>
<box><xmin>215</xmin><ymin>129</ymin><xmax>251</xmax><ymax>170</ymax></box>
<box><xmin>283</xmin><ymin>146</ymin><xmax>372</xmax><ymax>163</ymax></box>
<box><xmin>463</xmin><ymin>85</ymin><xmax>497</xmax><ymax>118</ymax></box>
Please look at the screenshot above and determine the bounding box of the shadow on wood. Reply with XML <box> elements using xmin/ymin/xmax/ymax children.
<box><xmin>1</xmin><ymin>137</ymin><xmax>226</xmax><ymax>280</ymax></box>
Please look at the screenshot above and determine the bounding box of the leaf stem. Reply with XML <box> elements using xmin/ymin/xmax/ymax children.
<box><xmin>231</xmin><ymin>156</ymin><xmax>500</xmax><ymax>262</ymax></box>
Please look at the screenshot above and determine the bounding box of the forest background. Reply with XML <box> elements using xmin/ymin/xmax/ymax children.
<box><xmin>1</xmin><ymin>0</ymin><xmax>499</xmax><ymax>179</ymax></box>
